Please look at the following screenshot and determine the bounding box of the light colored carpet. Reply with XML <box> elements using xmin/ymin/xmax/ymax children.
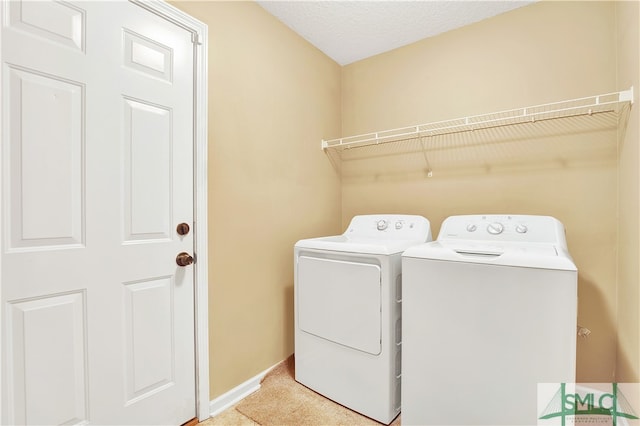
<box><xmin>207</xmin><ymin>355</ymin><xmax>401</xmax><ymax>426</ymax></box>
<box><xmin>201</xmin><ymin>408</ymin><xmax>258</xmax><ymax>426</ymax></box>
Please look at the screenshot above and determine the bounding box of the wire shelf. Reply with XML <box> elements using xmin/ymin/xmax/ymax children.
<box><xmin>322</xmin><ymin>88</ymin><xmax>634</xmax><ymax>153</ymax></box>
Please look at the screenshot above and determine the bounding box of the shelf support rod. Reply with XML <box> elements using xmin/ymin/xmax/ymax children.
<box><xmin>419</xmin><ymin>136</ymin><xmax>433</xmax><ymax>178</ymax></box>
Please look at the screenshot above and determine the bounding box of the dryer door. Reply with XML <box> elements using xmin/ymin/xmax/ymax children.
<box><xmin>297</xmin><ymin>256</ymin><xmax>381</xmax><ymax>355</ymax></box>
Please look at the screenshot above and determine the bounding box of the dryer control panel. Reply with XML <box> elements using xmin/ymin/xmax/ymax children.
<box><xmin>438</xmin><ymin>214</ymin><xmax>568</xmax><ymax>248</ymax></box>
<box><xmin>345</xmin><ymin>214</ymin><xmax>432</xmax><ymax>242</ymax></box>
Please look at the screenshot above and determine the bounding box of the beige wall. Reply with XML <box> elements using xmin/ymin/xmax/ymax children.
<box><xmin>616</xmin><ymin>0</ymin><xmax>639</xmax><ymax>382</ymax></box>
<box><xmin>171</xmin><ymin>1</ymin><xmax>342</xmax><ymax>398</ymax></box>
<box><xmin>341</xmin><ymin>1</ymin><xmax>621</xmax><ymax>382</ymax></box>
<box><xmin>171</xmin><ymin>0</ymin><xmax>638</xmax><ymax>401</ymax></box>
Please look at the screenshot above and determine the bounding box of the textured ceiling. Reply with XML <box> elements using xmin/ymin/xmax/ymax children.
<box><xmin>257</xmin><ymin>1</ymin><xmax>535</xmax><ymax>65</ymax></box>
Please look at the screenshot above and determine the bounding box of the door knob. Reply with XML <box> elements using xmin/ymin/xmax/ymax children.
<box><xmin>176</xmin><ymin>223</ymin><xmax>190</xmax><ymax>236</ymax></box>
<box><xmin>176</xmin><ymin>252</ymin><xmax>194</xmax><ymax>267</ymax></box>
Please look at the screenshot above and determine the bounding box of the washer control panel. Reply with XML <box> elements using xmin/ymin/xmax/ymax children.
<box><xmin>439</xmin><ymin>214</ymin><xmax>567</xmax><ymax>246</ymax></box>
<box><xmin>346</xmin><ymin>214</ymin><xmax>432</xmax><ymax>241</ymax></box>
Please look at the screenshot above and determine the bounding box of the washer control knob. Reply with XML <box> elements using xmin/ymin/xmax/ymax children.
<box><xmin>377</xmin><ymin>219</ymin><xmax>388</xmax><ymax>231</ymax></box>
<box><xmin>487</xmin><ymin>222</ymin><xmax>504</xmax><ymax>235</ymax></box>
<box><xmin>395</xmin><ymin>221</ymin><xmax>403</xmax><ymax>230</ymax></box>
<box><xmin>466</xmin><ymin>224</ymin><xmax>477</xmax><ymax>232</ymax></box>
<box><xmin>516</xmin><ymin>224</ymin><xmax>528</xmax><ymax>234</ymax></box>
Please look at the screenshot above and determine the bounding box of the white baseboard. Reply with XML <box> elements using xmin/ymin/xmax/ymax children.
<box><xmin>208</xmin><ymin>360</ymin><xmax>282</xmax><ymax>418</ymax></box>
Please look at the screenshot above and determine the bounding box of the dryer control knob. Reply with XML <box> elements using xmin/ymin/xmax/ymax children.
<box><xmin>516</xmin><ymin>224</ymin><xmax>528</xmax><ymax>234</ymax></box>
<box><xmin>487</xmin><ymin>222</ymin><xmax>504</xmax><ymax>235</ymax></box>
<box><xmin>466</xmin><ymin>224</ymin><xmax>477</xmax><ymax>232</ymax></box>
<box><xmin>395</xmin><ymin>221</ymin><xmax>404</xmax><ymax>230</ymax></box>
<box><xmin>377</xmin><ymin>219</ymin><xmax>388</xmax><ymax>231</ymax></box>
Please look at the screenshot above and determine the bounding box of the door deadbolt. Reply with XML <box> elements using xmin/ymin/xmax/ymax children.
<box><xmin>176</xmin><ymin>223</ymin><xmax>190</xmax><ymax>236</ymax></box>
<box><xmin>176</xmin><ymin>252</ymin><xmax>194</xmax><ymax>267</ymax></box>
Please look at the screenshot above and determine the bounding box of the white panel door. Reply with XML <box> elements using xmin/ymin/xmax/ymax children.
<box><xmin>1</xmin><ymin>1</ymin><xmax>197</xmax><ymax>424</ymax></box>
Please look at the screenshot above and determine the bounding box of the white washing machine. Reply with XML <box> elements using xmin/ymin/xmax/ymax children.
<box><xmin>294</xmin><ymin>214</ymin><xmax>432</xmax><ymax>424</ymax></box>
<box><xmin>401</xmin><ymin>214</ymin><xmax>577</xmax><ymax>426</ymax></box>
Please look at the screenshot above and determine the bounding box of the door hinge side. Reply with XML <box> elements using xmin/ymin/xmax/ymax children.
<box><xmin>191</xmin><ymin>32</ymin><xmax>201</xmax><ymax>45</ymax></box>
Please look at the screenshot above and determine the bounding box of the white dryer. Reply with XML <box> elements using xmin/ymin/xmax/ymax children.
<box><xmin>294</xmin><ymin>214</ymin><xmax>432</xmax><ymax>424</ymax></box>
<box><xmin>401</xmin><ymin>214</ymin><xmax>577</xmax><ymax>426</ymax></box>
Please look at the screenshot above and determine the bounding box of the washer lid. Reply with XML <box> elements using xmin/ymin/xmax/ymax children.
<box><xmin>402</xmin><ymin>241</ymin><xmax>577</xmax><ymax>271</ymax></box>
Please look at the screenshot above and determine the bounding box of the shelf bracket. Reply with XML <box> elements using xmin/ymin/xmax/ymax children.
<box><xmin>620</xmin><ymin>86</ymin><xmax>634</xmax><ymax>105</ymax></box>
<box><xmin>419</xmin><ymin>135</ymin><xmax>433</xmax><ymax>178</ymax></box>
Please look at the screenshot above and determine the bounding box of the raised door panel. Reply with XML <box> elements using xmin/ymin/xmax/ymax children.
<box><xmin>123</xmin><ymin>29</ymin><xmax>172</xmax><ymax>82</ymax></box>
<box><xmin>123</xmin><ymin>277</ymin><xmax>174</xmax><ymax>405</ymax></box>
<box><xmin>6</xmin><ymin>292</ymin><xmax>88</xmax><ymax>425</ymax></box>
<box><xmin>123</xmin><ymin>98</ymin><xmax>172</xmax><ymax>242</ymax></box>
<box><xmin>6</xmin><ymin>1</ymin><xmax>85</xmax><ymax>52</ymax></box>
<box><xmin>6</xmin><ymin>66</ymin><xmax>84</xmax><ymax>250</ymax></box>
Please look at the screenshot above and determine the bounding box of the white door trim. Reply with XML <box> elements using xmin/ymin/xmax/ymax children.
<box><xmin>0</xmin><ymin>0</ymin><xmax>210</xmax><ymax>422</ymax></box>
<box><xmin>131</xmin><ymin>1</ymin><xmax>210</xmax><ymax>421</ymax></box>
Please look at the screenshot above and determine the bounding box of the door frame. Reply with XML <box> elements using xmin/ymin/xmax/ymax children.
<box><xmin>0</xmin><ymin>0</ymin><xmax>211</xmax><ymax>421</ymax></box>
<box><xmin>123</xmin><ymin>1</ymin><xmax>211</xmax><ymax>421</ymax></box>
